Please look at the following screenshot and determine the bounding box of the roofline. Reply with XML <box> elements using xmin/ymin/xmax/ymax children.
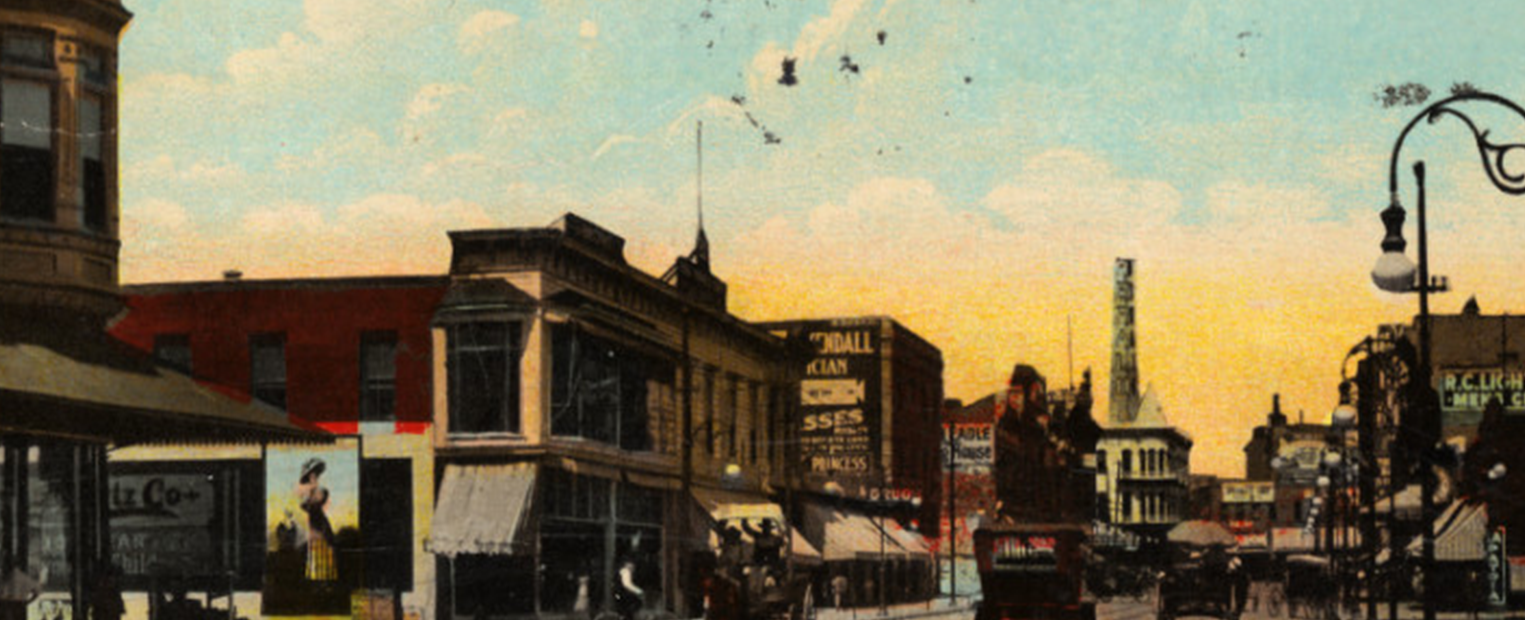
<box><xmin>122</xmin><ymin>275</ymin><xmax>450</xmax><ymax>295</ymax></box>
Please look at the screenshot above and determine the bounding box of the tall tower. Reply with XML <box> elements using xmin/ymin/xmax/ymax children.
<box><xmin>0</xmin><ymin>0</ymin><xmax>130</xmax><ymax>325</ymax></box>
<box><xmin>1109</xmin><ymin>258</ymin><xmax>1140</xmax><ymax>424</ymax></box>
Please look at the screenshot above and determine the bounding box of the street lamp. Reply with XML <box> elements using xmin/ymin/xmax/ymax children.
<box><xmin>1369</xmin><ymin>91</ymin><xmax>1525</xmax><ymax>620</ymax></box>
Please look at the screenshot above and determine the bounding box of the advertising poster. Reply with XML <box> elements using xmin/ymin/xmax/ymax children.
<box><xmin>263</xmin><ymin>441</ymin><xmax>361</xmax><ymax>615</ymax></box>
<box><xmin>796</xmin><ymin>320</ymin><xmax>882</xmax><ymax>490</ymax></box>
<box><xmin>1439</xmin><ymin>368</ymin><xmax>1525</xmax><ymax>426</ymax></box>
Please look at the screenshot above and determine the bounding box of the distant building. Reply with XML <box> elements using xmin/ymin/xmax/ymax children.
<box><xmin>940</xmin><ymin>396</ymin><xmax>998</xmax><ymax>556</ymax></box>
<box><xmin>1095</xmin><ymin>389</ymin><xmax>1192</xmax><ymax>536</ymax></box>
<box><xmin>756</xmin><ymin>316</ymin><xmax>943</xmax><ymax>606</ymax></box>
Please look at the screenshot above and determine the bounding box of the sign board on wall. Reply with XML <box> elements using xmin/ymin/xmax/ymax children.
<box><xmin>110</xmin><ymin>473</ymin><xmax>217</xmax><ymax>576</ymax></box>
<box><xmin>796</xmin><ymin>320</ymin><xmax>882</xmax><ymax>483</ymax></box>
<box><xmin>941</xmin><ymin>423</ymin><xmax>993</xmax><ymax>473</ymax></box>
<box><xmin>1222</xmin><ymin>481</ymin><xmax>1275</xmax><ymax>504</ymax></box>
<box><xmin>1439</xmin><ymin>369</ymin><xmax>1525</xmax><ymax>426</ymax></box>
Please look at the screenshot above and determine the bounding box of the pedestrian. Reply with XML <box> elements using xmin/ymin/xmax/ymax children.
<box><xmin>831</xmin><ymin>573</ymin><xmax>849</xmax><ymax>609</ymax></box>
<box><xmin>614</xmin><ymin>558</ymin><xmax>643</xmax><ymax>620</ymax></box>
<box><xmin>742</xmin><ymin>519</ymin><xmax>784</xmax><ymax>574</ymax></box>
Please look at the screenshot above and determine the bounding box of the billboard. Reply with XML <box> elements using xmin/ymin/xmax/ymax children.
<box><xmin>1439</xmin><ymin>368</ymin><xmax>1525</xmax><ymax>425</ymax></box>
<box><xmin>796</xmin><ymin>320</ymin><xmax>882</xmax><ymax>486</ymax></box>
<box><xmin>941</xmin><ymin>423</ymin><xmax>993</xmax><ymax>474</ymax></box>
<box><xmin>264</xmin><ymin>441</ymin><xmax>361</xmax><ymax>615</ymax></box>
<box><xmin>1221</xmin><ymin>481</ymin><xmax>1275</xmax><ymax>504</ymax></box>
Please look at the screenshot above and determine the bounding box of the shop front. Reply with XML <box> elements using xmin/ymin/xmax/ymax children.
<box><xmin>429</xmin><ymin>463</ymin><xmax>668</xmax><ymax>620</ymax></box>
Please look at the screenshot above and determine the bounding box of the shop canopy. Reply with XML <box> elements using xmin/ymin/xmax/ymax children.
<box><xmin>803</xmin><ymin>503</ymin><xmax>909</xmax><ymax>562</ymax></box>
<box><xmin>428</xmin><ymin>463</ymin><xmax>537</xmax><ymax>557</ymax></box>
<box><xmin>882</xmin><ymin>520</ymin><xmax>935</xmax><ymax>560</ymax></box>
<box><xmin>691</xmin><ymin>486</ymin><xmax>822</xmax><ymax>564</ymax></box>
<box><xmin>1406</xmin><ymin>500</ymin><xmax>1489</xmax><ymax>562</ymax></box>
<box><xmin>0</xmin><ymin>323</ymin><xmax>322</xmax><ymax>444</ymax></box>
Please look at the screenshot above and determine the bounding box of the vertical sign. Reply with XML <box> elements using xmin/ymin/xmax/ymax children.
<box><xmin>797</xmin><ymin>319</ymin><xmax>881</xmax><ymax>488</ymax></box>
<box><xmin>1108</xmin><ymin>258</ymin><xmax>1139</xmax><ymax>424</ymax></box>
<box><xmin>1488</xmin><ymin>528</ymin><xmax>1507</xmax><ymax>608</ymax></box>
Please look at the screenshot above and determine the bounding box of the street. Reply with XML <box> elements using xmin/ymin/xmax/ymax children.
<box><xmin>813</xmin><ymin>595</ymin><xmax>1525</xmax><ymax>620</ymax></box>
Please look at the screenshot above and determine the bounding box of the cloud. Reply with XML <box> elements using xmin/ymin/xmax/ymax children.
<box><xmin>120</xmin><ymin>194</ymin><xmax>500</xmax><ymax>283</ymax></box>
<box><xmin>579</xmin><ymin>20</ymin><xmax>599</xmax><ymax>40</ymax></box>
<box><xmin>460</xmin><ymin>10</ymin><xmax>521</xmax><ymax>54</ymax></box>
<box><xmin>406</xmin><ymin>83</ymin><xmax>468</xmax><ymax>120</ymax></box>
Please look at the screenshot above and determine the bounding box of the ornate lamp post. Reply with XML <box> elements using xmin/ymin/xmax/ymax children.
<box><xmin>1370</xmin><ymin>92</ymin><xmax>1525</xmax><ymax>620</ymax></box>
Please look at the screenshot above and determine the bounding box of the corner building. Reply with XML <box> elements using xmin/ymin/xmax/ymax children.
<box><xmin>1</xmin><ymin>3</ymin><xmax>315</xmax><ymax>620</ymax></box>
<box><xmin>428</xmin><ymin>215</ymin><xmax>797</xmax><ymax>620</ymax></box>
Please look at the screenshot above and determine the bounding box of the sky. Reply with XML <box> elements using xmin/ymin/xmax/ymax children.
<box><xmin>117</xmin><ymin>0</ymin><xmax>1525</xmax><ymax>477</ymax></box>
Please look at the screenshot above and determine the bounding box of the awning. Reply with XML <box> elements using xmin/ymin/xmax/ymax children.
<box><xmin>427</xmin><ymin>463</ymin><xmax>537</xmax><ymax>556</ymax></box>
<box><xmin>804</xmin><ymin>503</ymin><xmax>906</xmax><ymax>561</ymax></box>
<box><xmin>0</xmin><ymin>321</ymin><xmax>322</xmax><ymax>444</ymax></box>
<box><xmin>690</xmin><ymin>486</ymin><xmax>822</xmax><ymax>564</ymax></box>
<box><xmin>883</xmin><ymin>521</ymin><xmax>934</xmax><ymax>559</ymax></box>
<box><xmin>1369</xmin><ymin>484</ymin><xmax>1422</xmax><ymax>518</ymax></box>
<box><xmin>1406</xmin><ymin>501</ymin><xmax>1488</xmax><ymax>562</ymax></box>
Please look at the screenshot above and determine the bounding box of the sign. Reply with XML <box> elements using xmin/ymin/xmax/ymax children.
<box><xmin>1222</xmin><ymin>481</ymin><xmax>1275</xmax><ymax>504</ymax></box>
<box><xmin>1439</xmin><ymin>369</ymin><xmax>1525</xmax><ymax>423</ymax></box>
<box><xmin>1488</xmin><ymin>529</ymin><xmax>1507</xmax><ymax>607</ymax></box>
<box><xmin>941</xmin><ymin>423</ymin><xmax>993</xmax><ymax>473</ymax></box>
<box><xmin>795</xmin><ymin>321</ymin><xmax>881</xmax><ymax>482</ymax></box>
<box><xmin>992</xmin><ymin>535</ymin><xmax>1058</xmax><ymax>572</ymax></box>
<box><xmin>109</xmin><ymin>473</ymin><xmax>218</xmax><ymax>577</ymax></box>
<box><xmin>1276</xmin><ymin>440</ymin><xmax>1326</xmax><ymax>485</ymax></box>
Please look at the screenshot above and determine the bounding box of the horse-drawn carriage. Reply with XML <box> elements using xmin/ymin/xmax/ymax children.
<box><xmin>704</xmin><ymin>517</ymin><xmax>816</xmax><ymax>620</ymax></box>
<box><xmin>1155</xmin><ymin>521</ymin><xmax>1249</xmax><ymax>620</ymax></box>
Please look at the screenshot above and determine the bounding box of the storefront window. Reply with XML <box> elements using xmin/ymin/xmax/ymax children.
<box><xmin>537</xmin><ymin>471</ymin><xmax>664</xmax><ymax>616</ymax></box>
<box><xmin>27</xmin><ymin>444</ymin><xmax>73</xmax><ymax>592</ymax></box>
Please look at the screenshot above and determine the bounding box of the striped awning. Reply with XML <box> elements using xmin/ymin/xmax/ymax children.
<box><xmin>804</xmin><ymin>503</ymin><xmax>906</xmax><ymax>561</ymax></box>
<box><xmin>427</xmin><ymin>463</ymin><xmax>536</xmax><ymax>556</ymax></box>
<box><xmin>883</xmin><ymin>520</ymin><xmax>934</xmax><ymax>559</ymax></box>
<box><xmin>1407</xmin><ymin>501</ymin><xmax>1488</xmax><ymax>562</ymax></box>
<box><xmin>691</xmin><ymin>486</ymin><xmax>822</xmax><ymax>563</ymax></box>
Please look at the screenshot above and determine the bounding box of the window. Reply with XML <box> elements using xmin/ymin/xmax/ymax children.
<box><xmin>1096</xmin><ymin>450</ymin><xmax>1108</xmax><ymax>474</ymax></box>
<box><xmin>249</xmin><ymin>333</ymin><xmax>286</xmax><ymax>409</ymax></box>
<box><xmin>549</xmin><ymin>324</ymin><xmax>660</xmax><ymax>451</ymax></box>
<box><xmin>0</xmin><ymin>31</ymin><xmax>55</xmax><ymax>223</ymax></box>
<box><xmin>78</xmin><ymin>94</ymin><xmax>104</xmax><ymax>231</ymax></box>
<box><xmin>447</xmin><ymin>321</ymin><xmax>521</xmax><ymax>435</ymax></box>
<box><xmin>153</xmin><ymin>333</ymin><xmax>192</xmax><ymax>375</ymax></box>
<box><xmin>1120</xmin><ymin>449</ymin><xmax>1132</xmax><ymax>474</ymax></box>
<box><xmin>360</xmin><ymin>331</ymin><xmax>398</xmax><ymax>422</ymax></box>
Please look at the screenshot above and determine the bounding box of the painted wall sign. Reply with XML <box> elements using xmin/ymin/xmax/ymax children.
<box><xmin>795</xmin><ymin>322</ymin><xmax>881</xmax><ymax>481</ymax></box>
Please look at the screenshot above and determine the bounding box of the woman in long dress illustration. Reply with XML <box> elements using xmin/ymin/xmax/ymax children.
<box><xmin>298</xmin><ymin>457</ymin><xmax>337</xmax><ymax>581</ymax></box>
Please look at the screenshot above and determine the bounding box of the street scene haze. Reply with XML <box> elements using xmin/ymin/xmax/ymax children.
<box><xmin>5</xmin><ymin>1</ymin><xmax>1525</xmax><ymax>620</ymax></box>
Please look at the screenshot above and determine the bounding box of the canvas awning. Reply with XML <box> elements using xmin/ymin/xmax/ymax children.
<box><xmin>804</xmin><ymin>503</ymin><xmax>906</xmax><ymax>561</ymax></box>
<box><xmin>690</xmin><ymin>487</ymin><xmax>822</xmax><ymax>564</ymax></box>
<box><xmin>883</xmin><ymin>520</ymin><xmax>934</xmax><ymax>559</ymax></box>
<box><xmin>0</xmin><ymin>322</ymin><xmax>322</xmax><ymax>444</ymax></box>
<box><xmin>427</xmin><ymin>463</ymin><xmax>537</xmax><ymax>556</ymax></box>
<box><xmin>1406</xmin><ymin>501</ymin><xmax>1488</xmax><ymax>562</ymax></box>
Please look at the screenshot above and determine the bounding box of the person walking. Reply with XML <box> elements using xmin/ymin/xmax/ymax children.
<box><xmin>614</xmin><ymin>558</ymin><xmax>644</xmax><ymax>620</ymax></box>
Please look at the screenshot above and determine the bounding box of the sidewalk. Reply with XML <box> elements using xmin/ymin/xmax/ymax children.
<box><xmin>813</xmin><ymin>597</ymin><xmax>977</xmax><ymax>620</ymax></box>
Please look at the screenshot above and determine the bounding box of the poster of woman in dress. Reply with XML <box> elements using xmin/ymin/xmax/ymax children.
<box><xmin>263</xmin><ymin>443</ymin><xmax>359</xmax><ymax>615</ymax></box>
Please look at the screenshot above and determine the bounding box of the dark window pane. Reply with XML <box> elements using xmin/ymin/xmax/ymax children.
<box><xmin>360</xmin><ymin>459</ymin><xmax>412</xmax><ymax>590</ymax></box>
<box><xmin>2</xmin><ymin>79</ymin><xmax>53</xmax><ymax>222</ymax></box>
<box><xmin>447</xmin><ymin>322</ymin><xmax>519</xmax><ymax>434</ymax></box>
<box><xmin>2</xmin><ymin>33</ymin><xmax>52</xmax><ymax>68</ymax></box>
<box><xmin>153</xmin><ymin>333</ymin><xmax>192</xmax><ymax>375</ymax></box>
<box><xmin>360</xmin><ymin>331</ymin><xmax>397</xmax><ymax>422</ymax></box>
<box><xmin>250</xmin><ymin>333</ymin><xmax>287</xmax><ymax>410</ymax></box>
<box><xmin>79</xmin><ymin>95</ymin><xmax>105</xmax><ymax>231</ymax></box>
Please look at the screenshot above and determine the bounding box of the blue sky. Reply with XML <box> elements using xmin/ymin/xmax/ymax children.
<box><xmin>117</xmin><ymin>0</ymin><xmax>1525</xmax><ymax>475</ymax></box>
